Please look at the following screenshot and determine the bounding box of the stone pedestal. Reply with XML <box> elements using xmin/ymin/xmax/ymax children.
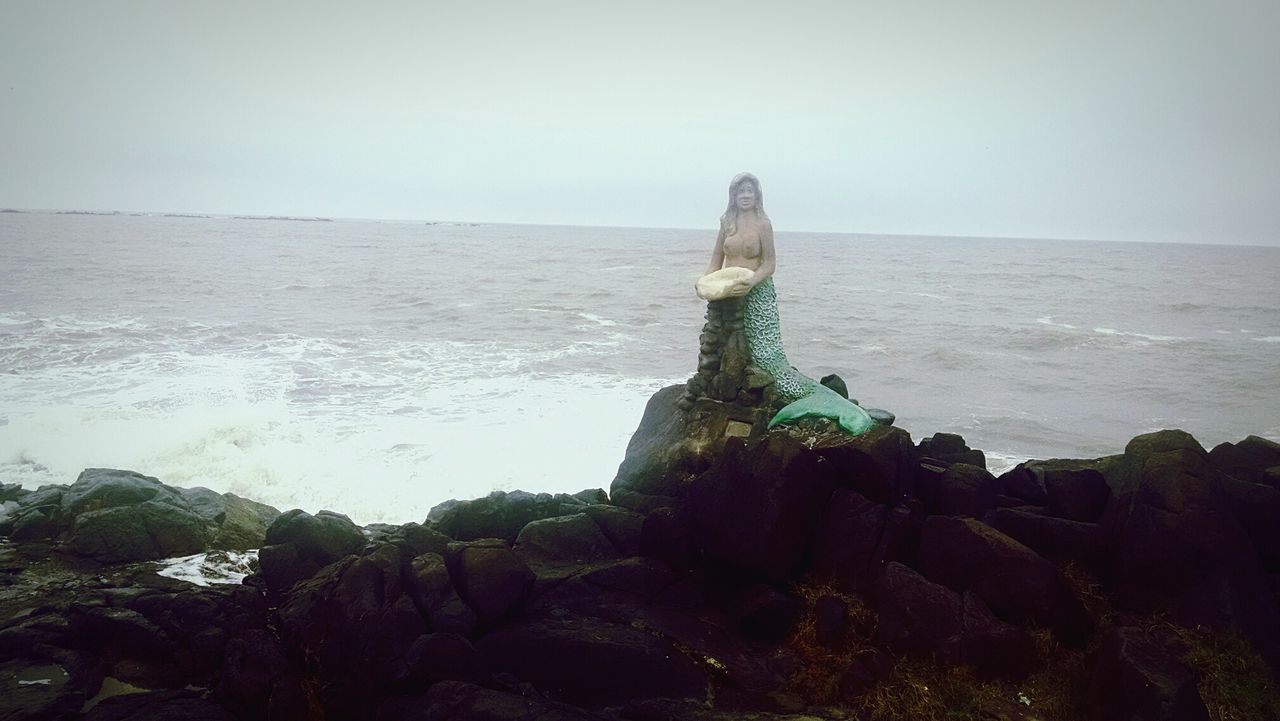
<box><xmin>679</xmin><ymin>298</ymin><xmax>778</xmax><ymax>411</ymax></box>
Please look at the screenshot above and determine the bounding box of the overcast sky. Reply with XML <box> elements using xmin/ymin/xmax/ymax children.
<box><xmin>2</xmin><ymin>0</ymin><xmax>1278</xmax><ymax>244</ymax></box>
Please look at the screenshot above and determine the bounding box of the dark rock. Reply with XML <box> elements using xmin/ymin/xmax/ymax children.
<box><xmin>1209</xmin><ymin>435</ymin><xmax>1280</xmax><ymax>488</ymax></box>
<box><xmin>1100</xmin><ymin>430</ymin><xmax>1280</xmax><ymax>671</ymax></box>
<box><xmin>476</xmin><ymin>615</ymin><xmax>708</xmax><ymax>705</ymax></box>
<box><xmin>1218</xmin><ymin>477</ymin><xmax>1280</xmax><ymax>569</ymax></box>
<box><xmin>873</xmin><ymin>562</ymin><xmax>1034</xmax><ymax>678</ymax></box>
<box><xmin>572</xmin><ymin>488</ymin><xmax>609</xmax><ymax>505</ymax></box>
<box><xmin>398</xmin><ymin>680</ymin><xmax>605</xmax><ymax>721</ymax></box>
<box><xmin>813</xmin><ymin>595</ymin><xmax>848</xmax><ymax>648</ymax></box>
<box><xmin>918</xmin><ymin>515</ymin><xmax>1089</xmax><ymax>644</ymax></box>
<box><xmin>259</xmin><ymin>509</ymin><xmax>366</xmax><ymax>592</ymax></box>
<box><xmin>377</xmin><ymin>521</ymin><xmax>452</xmax><ymax>558</ymax></box>
<box><xmin>983</xmin><ymin>507</ymin><xmax>1106</xmax><ymax>569</ymax></box>
<box><xmin>812</xmin><ymin>489</ymin><xmax>918</xmax><ymax>591</ymax></box>
<box><xmin>277</xmin><ymin>543</ymin><xmax>426</xmax><ymax>716</ymax></box>
<box><xmin>407</xmin><ymin>552</ymin><xmax>478</xmax><ymax>636</ymax></box>
<box><xmin>0</xmin><ymin>659</ymin><xmax>84</xmax><ymax>721</ymax></box>
<box><xmin>690</xmin><ymin>435</ymin><xmax>837</xmax><ymax>582</ymax></box>
<box><xmin>919</xmin><ymin>432</ymin><xmax>986</xmax><ymax>469</ymax></box>
<box><xmin>611</xmin><ymin>385</ymin><xmax>775</xmax><ymax>500</ymax></box>
<box><xmin>80</xmin><ymin>688</ymin><xmax>239</xmax><ymax>721</ymax></box>
<box><xmin>65</xmin><ymin>501</ymin><xmax>211</xmax><ymax>563</ymax></box>
<box><xmin>0</xmin><ymin>483</ymin><xmax>27</xmax><ymax>503</ymax></box>
<box><xmin>733</xmin><ymin>584</ymin><xmax>803</xmax><ymax>643</ymax></box>
<box><xmin>404</xmin><ymin>632</ymin><xmax>485</xmax><ymax>685</ymax></box>
<box><xmin>819</xmin><ymin>373</ymin><xmax>849</xmax><ymax>399</ymax></box>
<box><xmin>513</xmin><ymin>513</ymin><xmax>620</xmax><ymax>566</ymax></box>
<box><xmin>216</xmin><ymin>628</ymin><xmax>305</xmax><ymax>721</ymax></box>
<box><xmin>997</xmin><ymin>464</ymin><xmax>1048</xmax><ymax>504</ymax></box>
<box><xmin>608</xmin><ymin>488</ymin><xmax>679</xmax><ymax>515</ymax></box>
<box><xmin>1027</xmin><ymin>459</ymin><xmax>1111</xmax><ymax>522</ymax></box>
<box><xmin>581</xmin><ymin>504</ymin><xmax>643</xmax><ymax>556</ymax></box>
<box><xmin>177</xmin><ymin>486</ymin><xmax>281</xmax><ymax>551</ymax></box>
<box><xmin>452</xmin><ymin>543</ymin><xmax>535</xmax><ymax>626</ymax></box>
<box><xmin>839</xmin><ymin>648</ymin><xmax>892</xmax><ymax>700</ymax></box>
<box><xmin>1087</xmin><ymin>627</ymin><xmax>1210</xmax><ymax>721</ymax></box>
<box><xmin>916</xmin><ymin>462</ymin><xmax>1001</xmax><ymax>517</ymax></box>
<box><xmin>428</xmin><ymin>490</ymin><xmax>586</xmax><ymax>543</ymax></box>
<box><xmin>639</xmin><ymin>506</ymin><xmax>695</xmax><ymax>566</ymax></box>
<box><xmin>61</xmin><ymin>469</ymin><xmax>175</xmax><ymax>516</ymax></box>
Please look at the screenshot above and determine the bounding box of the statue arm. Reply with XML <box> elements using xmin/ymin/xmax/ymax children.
<box><xmin>705</xmin><ymin>225</ymin><xmax>727</xmax><ymax>275</ymax></box>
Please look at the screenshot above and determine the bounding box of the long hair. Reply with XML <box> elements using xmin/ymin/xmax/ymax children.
<box><xmin>720</xmin><ymin>172</ymin><xmax>769</xmax><ymax>237</ymax></box>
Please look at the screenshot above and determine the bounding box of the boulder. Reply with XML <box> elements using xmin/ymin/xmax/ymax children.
<box><xmin>428</xmin><ymin>490</ymin><xmax>587</xmax><ymax>542</ymax></box>
<box><xmin>873</xmin><ymin>562</ymin><xmax>1034</xmax><ymax>679</ymax></box>
<box><xmin>811</xmin><ymin>489</ymin><xmax>918</xmax><ymax>591</ymax></box>
<box><xmin>611</xmin><ymin>385</ymin><xmax>778</xmax><ymax>501</ymax></box>
<box><xmin>918</xmin><ymin>516</ymin><xmax>1092</xmax><ymax>645</ymax></box>
<box><xmin>450</xmin><ymin>542</ymin><xmax>535</xmax><ymax>626</ymax></box>
<box><xmin>277</xmin><ymin>543</ymin><xmax>426</xmax><ymax>719</ymax></box>
<box><xmin>403</xmin><ymin>633</ymin><xmax>486</xmax><ymax>686</ymax></box>
<box><xmin>982</xmin><ymin>507</ymin><xmax>1106</xmax><ymax>570</ymax></box>
<box><xmin>406</xmin><ymin>552</ymin><xmax>478</xmax><ymax>637</ymax></box>
<box><xmin>397</xmin><ymin>680</ymin><xmax>606</xmax><ymax>721</ymax></box>
<box><xmin>918</xmin><ymin>432</ymin><xmax>986</xmax><ymax>469</ymax></box>
<box><xmin>581</xmin><ymin>504</ymin><xmax>643</xmax><ymax>557</ymax></box>
<box><xmin>1086</xmin><ymin>627</ymin><xmax>1210</xmax><ymax>721</ymax></box>
<box><xmin>216</xmin><ymin>629</ymin><xmax>307</xmax><ymax>721</ymax></box>
<box><xmin>476</xmin><ymin>615</ymin><xmax>708</xmax><ymax>705</ymax></box>
<box><xmin>1025</xmin><ymin>459</ymin><xmax>1110</xmax><ymax>522</ymax></box>
<box><xmin>1208</xmin><ymin>435</ymin><xmax>1280</xmax><ymax>488</ymax></box>
<box><xmin>732</xmin><ymin>584</ymin><xmax>803</xmax><ymax>643</ymax></box>
<box><xmin>1</xmin><ymin>470</ymin><xmax>281</xmax><ymax>563</ymax></box>
<box><xmin>916</xmin><ymin>462</ymin><xmax>1001</xmax><ymax>517</ymax></box>
<box><xmin>65</xmin><ymin>501</ymin><xmax>211</xmax><ymax>563</ymax></box>
<box><xmin>690</xmin><ymin>435</ymin><xmax>838</xmax><ymax>582</ymax></box>
<box><xmin>513</xmin><ymin>513</ymin><xmax>620</xmax><ymax>566</ymax></box>
<box><xmin>259</xmin><ymin>509</ymin><xmax>366</xmax><ymax>592</ymax></box>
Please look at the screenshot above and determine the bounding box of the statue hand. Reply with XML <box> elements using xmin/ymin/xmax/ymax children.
<box><xmin>727</xmin><ymin>279</ymin><xmax>754</xmax><ymax>297</ymax></box>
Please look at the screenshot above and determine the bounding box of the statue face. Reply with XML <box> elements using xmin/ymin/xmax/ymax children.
<box><xmin>735</xmin><ymin>183</ymin><xmax>757</xmax><ymax>211</ymax></box>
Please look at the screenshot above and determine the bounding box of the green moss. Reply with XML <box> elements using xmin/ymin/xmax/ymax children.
<box><xmin>1153</xmin><ymin>621</ymin><xmax>1280</xmax><ymax>721</ymax></box>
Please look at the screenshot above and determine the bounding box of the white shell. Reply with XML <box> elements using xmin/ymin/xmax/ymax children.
<box><xmin>695</xmin><ymin>267</ymin><xmax>755</xmax><ymax>301</ymax></box>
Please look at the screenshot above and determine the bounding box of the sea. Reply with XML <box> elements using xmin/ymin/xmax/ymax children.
<box><xmin>2</xmin><ymin>212</ymin><xmax>1278</xmax><ymax>525</ymax></box>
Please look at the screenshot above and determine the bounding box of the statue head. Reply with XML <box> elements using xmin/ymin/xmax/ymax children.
<box><xmin>721</xmin><ymin>172</ymin><xmax>767</xmax><ymax>235</ymax></box>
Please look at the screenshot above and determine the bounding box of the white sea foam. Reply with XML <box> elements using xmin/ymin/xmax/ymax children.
<box><xmin>1254</xmin><ymin>336</ymin><xmax>1280</xmax><ymax>343</ymax></box>
<box><xmin>155</xmin><ymin>550</ymin><xmax>258</xmax><ymax>586</ymax></box>
<box><xmin>1036</xmin><ymin>316</ymin><xmax>1076</xmax><ymax>329</ymax></box>
<box><xmin>1092</xmin><ymin>327</ymin><xmax>1188</xmax><ymax>342</ymax></box>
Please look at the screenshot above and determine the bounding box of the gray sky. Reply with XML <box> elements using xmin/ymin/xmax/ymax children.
<box><xmin>2</xmin><ymin>0</ymin><xmax>1278</xmax><ymax>244</ymax></box>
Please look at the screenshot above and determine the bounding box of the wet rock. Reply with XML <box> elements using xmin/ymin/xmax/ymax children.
<box><xmin>581</xmin><ymin>504</ymin><xmax>643</xmax><ymax>557</ymax></box>
<box><xmin>277</xmin><ymin>543</ymin><xmax>425</xmax><ymax>717</ymax></box>
<box><xmin>733</xmin><ymin>584</ymin><xmax>803</xmax><ymax>643</ymax></box>
<box><xmin>216</xmin><ymin>628</ymin><xmax>306</xmax><ymax>721</ymax></box>
<box><xmin>65</xmin><ymin>502</ymin><xmax>211</xmax><ymax>564</ymax></box>
<box><xmin>1208</xmin><ymin>435</ymin><xmax>1280</xmax><ymax>488</ymax></box>
<box><xmin>691</xmin><ymin>435</ymin><xmax>838</xmax><ymax>582</ymax></box>
<box><xmin>259</xmin><ymin>509</ymin><xmax>366</xmax><ymax>592</ymax></box>
<box><xmin>428</xmin><ymin>490</ymin><xmax>587</xmax><ymax>543</ymax></box>
<box><xmin>476</xmin><ymin>615</ymin><xmax>708</xmax><ymax>706</ymax></box>
<box><xmin>819</xmin><ymin>373</ymin><xmax>849</xmax><ymax>399</ymax></box>
<box><xmin>80</xmin><ymin>688</ymin><xmax>239</xmax><ymax>720</ymax></box>
<box><xmin>916</xmin><ymin>462</ymin><xmax>1001</xmax><ymax>517</ymax></box>
<box><xmin>393</xmin><ymin>680</ymin><xmax>605</xmax><ymax>721</ymax></box>
<box><xmin>1026</xmin><ymin>459</ymin><xmax>1111</xmax><ymax>522</ymax></box>
<box><xmin>918</xmin><ymin>432</ymin><xmax>986</xmax><ymax>469</ymax></box>
<box><xmin>452</xmin><ymin>542</ymin><xmax>535</xmax><ymax>626</ymax></box>
<box><xmin>406</xmin><ymin>552</ymin><xmax>477</xmax><ymax>637</ymax></box>
<box><xmin>1086</xmin><ymin>627</ymin><xmax>1210</xmax><ymax>721</ymax></box>
<box><xmin>918</xmin><ymin>515</ymin><xmax>1091</xmax><ymax>644</ymax></box>
<box><xmin>812</xmin><ymin>489</ymin><xmax>918</xmax><ymax>592</ymax></box>
<box><xmin>983</xmin><ymin>507</ymin><xmax>1106</xmax><ymax>570</ymax></box>
<box><xmin>639</xmin><ymin>506</ymin><xmax>695</xmax><ymax>566</ymax></box>
<box><xmin>403</xmin><ymin>633</ymin><xmax>486</xmax><ymax>686</ymax></box>
<box><xmin>514</xmin><ymin>513</ymin><xmax>620</xmax><ymax>566</ymax></box>
<box><xmin>873</xmin><ymin>562</ymin><xmax>1034</xmax><ymax>678</ymax></box>
<box><xmin>0</xmin><ymin>659</ymin><xmax>84</xmax><ymax>721</ymax></box>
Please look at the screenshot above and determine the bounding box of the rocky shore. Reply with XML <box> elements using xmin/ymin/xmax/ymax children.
<box><xmin>2</xmin><ymin>383</ymin><xmax>1279</xmax><ymax>720</ymax></box>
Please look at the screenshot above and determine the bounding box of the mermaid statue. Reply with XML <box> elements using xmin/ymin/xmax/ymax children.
<box><xmin>693</xmin><ymin>173</ymin><xmax>877</xmax><ymax>436</ymax></box>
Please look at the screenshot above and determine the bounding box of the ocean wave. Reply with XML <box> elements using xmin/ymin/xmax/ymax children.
<box><xmin>1036</xmin><ymin>316</ymin><xmax>1077</xmax><ymax>330</ymax></box>
<box><xmin>1254</xmin><ymin>336</ymin><xmax>1280</xmax><ymax>343</ymax></box>
<box><xmin>576</xmin><ymin>312</ymin><xmax>617</xmax><ymax>327</ymax></box>
<box><xmin>1092</xmin><ymin>327</ymin><xmax>1189</xmax><ymax>343</ymax></box>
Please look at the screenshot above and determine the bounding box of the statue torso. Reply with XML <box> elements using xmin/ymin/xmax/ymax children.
<box><xmin>723</xmin><ymin>219</ymin><xmax>763</xmax><ymax>269</ymax></box>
